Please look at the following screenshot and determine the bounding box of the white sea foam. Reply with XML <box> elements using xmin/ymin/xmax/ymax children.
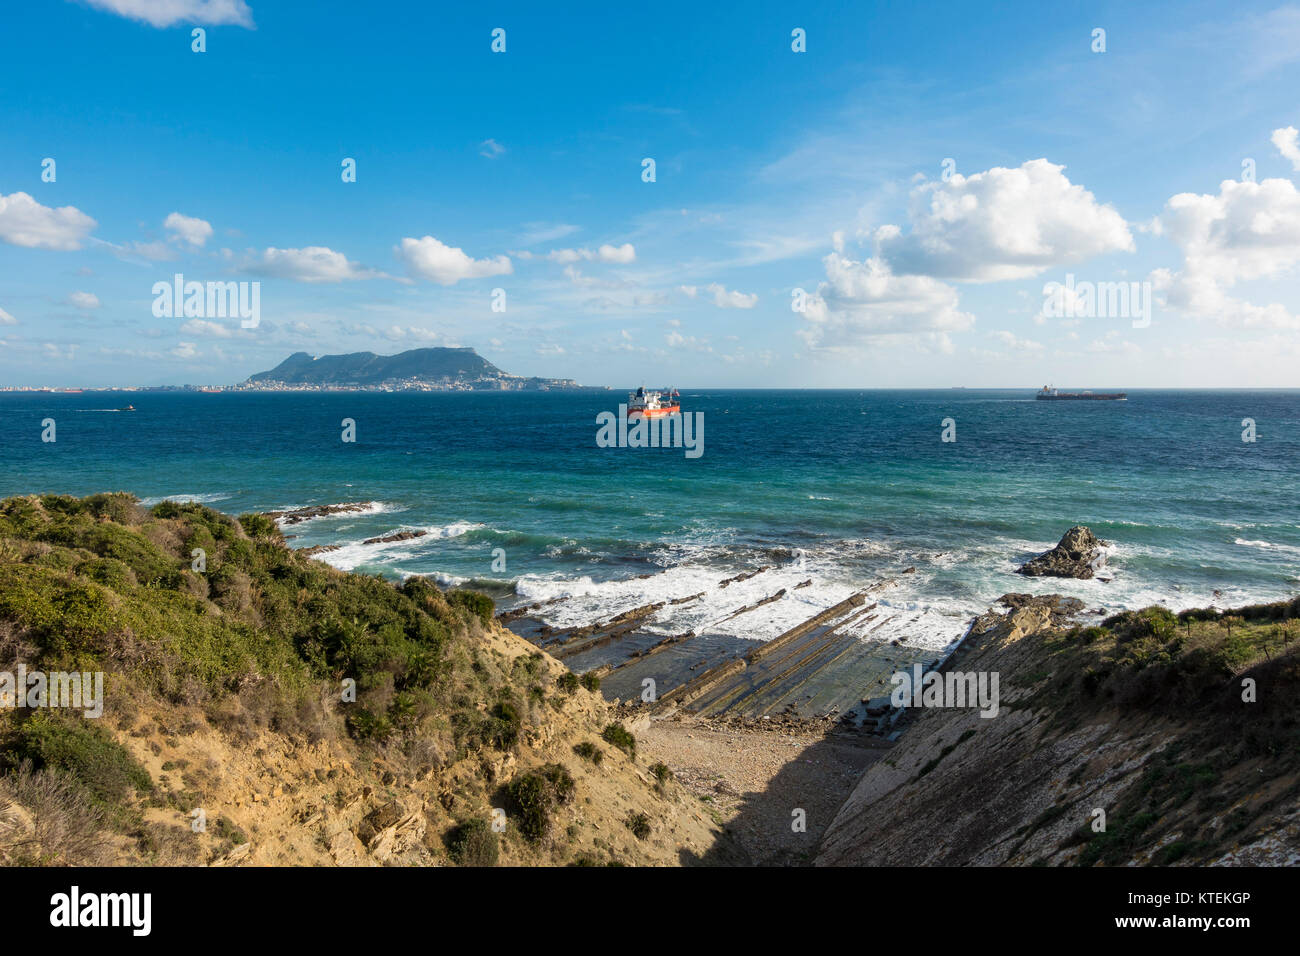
<box><xmin>1235</xmin><ymin>538</ymin><xmax>1300</xmax><ymax>556</ymax></box>
<box><xmin>270</xmin><ymin>501</ymin><xmax>401</xmax><ymax>525</ymax></box>
<box><xmin>311</xmin><ymin>521</ymin><xmax>485</xmax><ymax>571</ymax></box>
<box><xmin>138</xmin><ymin>492</ymin><xmax>232</xmax><ymax>506</ymax></box>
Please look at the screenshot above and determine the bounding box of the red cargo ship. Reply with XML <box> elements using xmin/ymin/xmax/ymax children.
<box><xmin>627</xmin><ymin>386</ymin><xmax>680</xmax><ymax>418</ymax></box>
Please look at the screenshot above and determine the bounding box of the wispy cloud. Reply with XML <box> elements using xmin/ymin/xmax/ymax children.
<box><xmin>76</xmin><ymin>0</ymin><xmax>255</xmax><ymax>29</ymax></box>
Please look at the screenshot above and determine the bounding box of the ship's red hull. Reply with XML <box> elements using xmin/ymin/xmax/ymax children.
<box><xmin>627</xmin><ymin>405</ymin><xmax>680</xmax><ymax>418</ymax></box>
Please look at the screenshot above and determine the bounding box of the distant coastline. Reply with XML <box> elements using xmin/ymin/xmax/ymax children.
<box><xmin>0</xmin><ymin>345</ymin><xmax>609</xmax><ymax>393</ymax></box>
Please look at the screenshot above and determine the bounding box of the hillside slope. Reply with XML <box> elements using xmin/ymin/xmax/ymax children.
<box><xmin>0</xmin><ymin>494</ymin><xmax>725</xmax><ymax>866</ymax></box>
<box><xmin>816</xmin><ymin>596</ymin><xmax>1300</xmax><ymax>866</ymax></box>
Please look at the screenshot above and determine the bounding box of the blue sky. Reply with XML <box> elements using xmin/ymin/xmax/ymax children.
<box><xmin>3</xmin><ymin>0</ymin><xmax>1300</xmax><ymax>387</ymax></box>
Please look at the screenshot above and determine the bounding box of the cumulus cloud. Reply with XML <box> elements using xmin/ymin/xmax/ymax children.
<box><xmin>0</xmin><ymin>192</ymin><xmax>97</xmax><ymax>250</ymax></box>
<box><xmin>169</xmin><ymin>341</ymin><xmax>199</xmax><ymax>359</ymax></box>
<box><xmin>249</xmin><ymin>246</ymin><xmax>383</xmax><ymax>283</ymax></box>
<box><xmin>68</xmin><ymin>291</ymin><xmax>100</xmax><ymax>310</ymax></box>
<box><xmin>396</xmin><ymin>235</ymin><xmax>512</xmax><ymax>284</ymax></box>
<box><xmin>799</xmin><ymin>252</ymin><xmax>974</xmax><ymax>351</ymax></box>
<box><xmin>704</xmin><ymin>283</ymin><xmax>757</xmax><ymax>308</ymax></box>
<box><xmin>877</xmin><ymin>159</ymin><xmax>1134</xmax><ymax>281</ymax></box>
<box><xmin>1151</xmin><ymin>176</ymin><xmax>1300</xmax><ymax>328</ymax></box>
<box><xmin>80</xmin><ymin>0</ymin><xmax>255</xmax><ymax>28</ymax></box>
<box><xmin>0</xmin><ymin>307</ymin><xmax>15</xmax><ymax>326</ymax></box>
<box><xmin>1272</xmin><ymin>126</ymin><xmax>1300</xmax><ymax>170</ymax></box>
<box><xmin>164</xmin><ymin>212</ymin><xmax>213</xmax><ymax>247</ymax></box>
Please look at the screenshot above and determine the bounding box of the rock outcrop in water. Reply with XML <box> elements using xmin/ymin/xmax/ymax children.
<box><xmin>1017</xmin><ymin>525</ymin><xmax>1108</xmax><ymax>579</ymax></box>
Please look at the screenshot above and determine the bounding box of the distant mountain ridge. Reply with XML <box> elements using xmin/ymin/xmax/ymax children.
<box><xmin>244</xmin><ymin>347</ymin><xmax>583</xmax><ymax>390</ymax></box>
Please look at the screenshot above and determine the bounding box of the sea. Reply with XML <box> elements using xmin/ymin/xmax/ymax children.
<box><xmin>3</xmin><ymin>389</ymin><xmax>1298</xmax><ymax>651</ymax></box>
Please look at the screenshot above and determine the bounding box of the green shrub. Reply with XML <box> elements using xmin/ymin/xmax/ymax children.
<box><xmin>580</xmin><ymin>672</ymin><xmax>601</xmax><ymax>692</ymax></box>
<box><xmin>503</xmin><ymin>763</ymin><xmax>575</xmax><ymax>842</ymax></box>
<box><xmin>76</xmin><ymin>557</ymin><xmax>138</xmax><ymax>591</ymax></box>
<box><xmin>573</xmin><ymin>741</ymin><xmax>603</xmax><ymax>764</ymax></box>
<box><xmin>602</xmin><ymin>722</ymin><xmax>636</xmax><ymax>757</ymax></box>
<box><xmin>446</xmin><ymin>817</ymin><xmax>499</xmax><ymax>866</ymax></box>
<box><xmin>650</xmin><ymin>762</ymin><xmax>672</xmax><ymax>785</ymax></box>
<box><xmin>555</xmin><ymin>672</ymin><xmax>579</xmax><ymax>694</ymax></box>
<box><xmin>237</xmin><ymin>513</ymin><xmax>281</xmax><ymax>540</ymax></box>
<box><xmin>8</xmin><ymin>713</ymin><xmax>152</xmax><ymax>808</ymax></box>
<box><xmin>484</xmin><ymin>700</ymin><xmax>522</xmax><ymax>750</ymax></box>
<box><xmin>625</xmin><ymin>811</ymin><xmax>651</xmax><ymax>840</ymax></box>
<box><xmin>540</xmin><ymin>763</ymin><xmax>575</xmax><ymax>804</ymax></box>
<box><xmin>447</xmin><ymin>589</ymin><xmax>494</xmax><ymax>625</ymax></box>
<box><xmin>213</xmin><ymin>815</ymin><xmax>247</xmax><ymax>845</ymax></box>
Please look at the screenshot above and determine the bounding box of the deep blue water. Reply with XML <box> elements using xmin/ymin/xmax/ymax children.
<box><xmin>2</xmin><ymin>389</ymin><xmax>1298</xmax><ymax>629</ymax></box>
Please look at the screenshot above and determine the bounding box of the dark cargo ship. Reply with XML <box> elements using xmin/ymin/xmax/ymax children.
<box><xmin>1036</xmin><ymin>385</ymin><xmax>1127</xmax><ymax>401</ymax></box>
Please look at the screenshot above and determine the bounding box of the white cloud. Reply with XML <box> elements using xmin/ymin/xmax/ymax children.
<box><xmin>122</xmin><ymin>240</ymin><xmax>177</xmax><ymax>261</ymax></box>
<box><xmin>250</xmin><ymin>246</ymin><xmax>382</xmax><ymax>283</ymax></box>
<box><xmin>0</xmin><ymin>307</ymin><xmax>15</xmax><ymax>326</ymax></box>
<box><xmin>1151</xmin><ymin>175</ymin><xmax>1300</xmax><ymax>328</ymax></box>
<box><xmin>545</xmin><ymin>243</ymin><xmax>636</xmax><ymax>264</ymax></box>
<box><xmin>479</xmin><ymin>138</ymin><xmax>506</xmax><ymax>159</ymax></box>
<box><xmin>1272</xmin><ymin>126</ymin><xmax>1300</xmax><ymax>171</ymax></box>
<box><xmin>380</xmin><ymin>325</ymin><xmax>440</xmax><ymax>342</ymax></box>
<box><xmin>516</xmin><ymin>222</ymin><xmax>579</xmax><ymax>246</ymax></box>
<box><xmin>169</xmin><ymin>341</ymin><xmax>199</xmax><ymax>359</ymax></box>
<box><xmin>666</xmin><ymin>330</ymin><xmax>712</xmax><ymax>351</ymax></box>
<box><xmin>80</xmin><ymin>0</ymin><xmax>255</xmax><ymax>28</ymax></box>
<box><xmin>0</xmin><ymin>192</ymin><xmax>97</xmax><ymax>250</ymax></box>
<box><xmin>799</xmin><ymin>252</ymin><xmax>974</xmax><ymax>351</ymax></box>
<box><xmin>164</xmin><ymin>212</ymin><xmax>213</xmax><ymax>247</ymax></box>
<box><xmin>396</xmin><ymin>235</ymin><xmax>512</xmax><ymax>285</ymax></box>
<box><xmin>704</xmin><ymin>283</ymin><xmax>757</xmax><ymax>309</ymax></box>
<box><xmin>1085</xmin><ymin>331</ymin><xmax>1141</xmax><ymax>355</ymax></box>
<box><xmin>989</xmin><ymin>330</ymin><xmax>1044</xmax><ymax>353</ymax></box>
<box><xmin>68</xmin><ymin>291</ymin><xmax>100</xmax><ymax>310</ymax></box>
<box><xmin>180</xmin><ymin>318</ymin><xmax>235</xmax><ymax>337</ymax></box>
<box><xmin>878</xmin><ymin>159</ymin><xmax>1134</xmax><ymax>281</ymax></box>
<box><xmin>43</xmin><ymin>343</ymin><xmax>78</xmax><ymax>361</ymax></box>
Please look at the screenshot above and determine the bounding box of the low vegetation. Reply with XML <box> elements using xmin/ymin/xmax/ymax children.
<box><xmin>0</xmin><ymin>493</ymin><xmax>631</xmax><ymax>866</ymax></box>
<box><xmin>501</xmin><ymin>763</ymin><xmax>576</xmax><ymax>842</ymax></box>
<box><xmin>601</xmin><ymin>722</ymin><xmax>636</xmax><ymax>758</ymax></box>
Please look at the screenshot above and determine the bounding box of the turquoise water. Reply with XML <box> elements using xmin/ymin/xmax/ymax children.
<box><xmin>3</xmin><ymin>389</ymin><xmax>1298</xmax><ymax>637</ymax></box>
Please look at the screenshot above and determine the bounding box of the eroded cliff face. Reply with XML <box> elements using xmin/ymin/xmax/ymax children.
<box><xmin>815</xmin><ymin>599</ymin><xmax>1300</xmax><ymax>867</ymax></box>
